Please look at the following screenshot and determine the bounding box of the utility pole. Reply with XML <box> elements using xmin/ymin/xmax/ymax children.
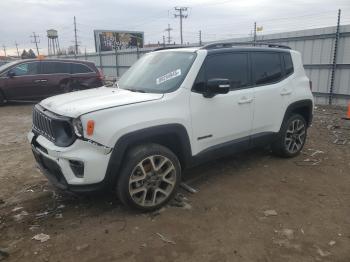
<box><xmin>74</xmin><ymin>16</ymin><xmax>79</xmax><ymax>56</ymax></box>
<box><xmin>162</xmin><ymin>35</ymin><xmax>166</xmax><ymax>47</ymax></box>
<box><xmin>165</xmin><ymin>24</ymin><xmax>173</xmax><ymax>45</ymax></box>
<box><xmin>329</xmin><ymin>9</ymin><xmax>341</xmax><ymax>105</ymax></box>
<box><xmin>253</xmin><ymin>22</ymin><xmax>257</xmax><ymax>46</ymax></box>
<box><xmin>2</xmin><ymin>45</ymin><xmax>6</xmax><ymax>57</ymax></box>
<box><xmin>30</xmin><ymin>32</ymin><xmax>40</xmax><ymax>55</ymax></box>
<box><xmin>199</xmin><ymin>30</ymin><xmax>202</xmax><ymax>46</ymax></box>
<box><xmin>174</xmin><ymin>7</ymin><xmax>188</xmax><ymax>45</ymax></box>
<box><xmin>14</xmin><ymin>42</ymin><xmax>20</xmax><ymax>57</ymax></box>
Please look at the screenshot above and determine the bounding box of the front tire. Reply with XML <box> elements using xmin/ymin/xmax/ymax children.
<box><xmin>116</xmin><ymin>144</ymin><xmax>181</xmax><ymax>211</ymax></box>
<box><xmin>272</xmin><ymin>114</ymin><xmax>307</xmax><ymax>158</ymax></box>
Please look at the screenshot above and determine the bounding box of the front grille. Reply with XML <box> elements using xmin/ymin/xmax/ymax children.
<box><xmin>32</xmin><ymin>106</ymin><xmax>55</xmax><ymax>142</ymax></box>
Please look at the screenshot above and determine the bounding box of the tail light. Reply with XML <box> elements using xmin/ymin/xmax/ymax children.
<box><xmin>309</xmin><ymin>80</ymin><xmax>312</xmax><ymax>91</ymax></box>
<box><xmin>97</xmin><ymin>69</ymin><xmax>104</xmax><ymax>81</ymax></box>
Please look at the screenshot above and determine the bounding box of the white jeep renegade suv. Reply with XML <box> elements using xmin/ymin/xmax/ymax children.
<box><xmin>28</xmin><ymin>42</ymin><xmax>313</xmax><ymax>211</ymax></box>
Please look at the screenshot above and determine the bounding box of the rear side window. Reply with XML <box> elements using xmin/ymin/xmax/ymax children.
<box><xmin>71</xmin><ymin>63</ymin><xmax>93</xmax><ymax>74</ymax></box>
<box><xmin>11</xmin><ymin>62</ymin><xmax>40</xmax><ymax>76</ymax></box>
<box><xmin>42</xmin><ymin>62</ymin><xmax>70</xmax><ymax>74</ymax></box>
<box><xmin>252</xmin><ymin>53</ymin><xmax>283</xmax><ymax>85</ymax></box>
<box><xmin>205</xmin><ymin>53</ymin><xmax>249</xmax><ymax>89</ymax></box>
<box><xmin>283</xmin><ymin>53</ymin><xmax>294</xmax><ymax>76</ymax></box>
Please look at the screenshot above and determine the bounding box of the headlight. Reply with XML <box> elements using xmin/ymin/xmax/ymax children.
<box><xmin>72</xmin><ymin>118</ymin><xmax>83</xmax><ymax>137</ymax></box>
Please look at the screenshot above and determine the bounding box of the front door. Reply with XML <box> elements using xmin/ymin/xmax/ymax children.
<box><xmin>190</xmin><ymin>52</ymin><xmax>254</xmax><ymax>155</ymax></box>
<box><xmin>4</xmin><ymin>61</ymin><xmax>43</xmax><ymax>100</ymax></box>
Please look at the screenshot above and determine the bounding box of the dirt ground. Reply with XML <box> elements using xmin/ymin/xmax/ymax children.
<box><xmin>0</xmin><ymin>104</ymin><xmax>349</xmax><ymax>262</ymax></box>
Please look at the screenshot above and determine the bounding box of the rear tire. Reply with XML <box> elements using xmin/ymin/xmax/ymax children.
<box><xmin>116</xmin><ymin>144</ymin><xmax>181</xmax><ymax>212</ymax></box>
<box><xmin>61</xmin><ymin>81</ymin><xmax>72</xmax><ymax>93</ymax></box>
<box><xmin>272</xmin><ymin>114</ymin><xmax>307</xmax><ymax>158</ymax></box>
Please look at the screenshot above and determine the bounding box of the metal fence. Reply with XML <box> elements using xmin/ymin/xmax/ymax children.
<box><xmin>53</xmin><ymin>47</ymin><xmax>154</xmax><ymax>80</ymax></box>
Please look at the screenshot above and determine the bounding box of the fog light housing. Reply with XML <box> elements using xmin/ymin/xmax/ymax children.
<box><xmin>69</xmin><ymin>160</ymin><xmax>84</xmax><ymax>178</ymax></box>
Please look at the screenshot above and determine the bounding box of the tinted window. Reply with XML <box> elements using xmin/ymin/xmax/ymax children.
<box><xmin>42</xmin><ymin>62</ymin><xmax>70</xmax><ymax>74</ymax></box>
<box><xmin>283</xmin><ymin>53</ymin><xmax>294</xmax><ymax>76</ymax></box>
<box><xmin>72</xmin><ymin>63</ymin><xmax>93</xmax><ymax>74</ymax></box>
<box><xmin>252</xmin><ymin>53</ymin><xmax>283</xmax><ymax>85</ymax></box>
<box><xmin>10</xmin><ymin>62</ymin><xmax>40</xmax><ymax>76</ymax></box>
<box><xmin>205</xmin><ymin>53</ymin><xmax>249</xmax><ymax>90</ymax></box>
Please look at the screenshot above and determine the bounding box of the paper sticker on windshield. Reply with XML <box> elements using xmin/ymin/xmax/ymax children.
<box><xmin>156</xmin><ymin>69</ymin><xmax>181</xmax><ymax>85</ymax></box>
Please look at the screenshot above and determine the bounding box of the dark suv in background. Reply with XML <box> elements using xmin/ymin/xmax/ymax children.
<box><xmin>0</xmin><ymin>59</ymin><xmax>103</xmax><ymax>105</ymax></box>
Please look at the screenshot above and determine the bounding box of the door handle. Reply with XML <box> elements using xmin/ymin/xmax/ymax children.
<box><xmin>34</xmin><ymin>79</ymin><xmax>42</xmax><ymax>83</ymax></box>
<box><xmin>40</xmin><ymin>79</ymin><xmax>48</xmax><ymax>83</ymax></box>
<box><xmin>280</xmin><ymin>89</ymin><xmax>292</xmax><ymax>96</ymax></box>
<box><xmin>238</xmin><ymin>97</ymin><xmax>253</xmax><ymax>104</ymax></box>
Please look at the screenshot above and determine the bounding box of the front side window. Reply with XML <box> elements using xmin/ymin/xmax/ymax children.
<box><xmin>205</xmin><ymin>53</ymin><xmax>249</xmax><ymax>90</ymax></box>
<box><xmin>10</xmin><ymin>62</ymin><xmax>39</xmax><ymax>76</ymax></box>
<box><xmin>118</xmin><ymin>51</ymin><xmax>197</xmax><ymax>93</ymax></box>
<box><xmin>252</xmin><ymin>53</ymin><xmax>283</xmax><ymax>85</ymax></box>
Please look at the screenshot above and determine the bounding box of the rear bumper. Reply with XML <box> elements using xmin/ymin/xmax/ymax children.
<box><xmin>28</xmin><ymin>131</ymin><xmax>113</xmax><ymax>193</ymax></box>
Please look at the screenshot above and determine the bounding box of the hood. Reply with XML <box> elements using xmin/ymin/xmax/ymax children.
<box><xmin>40</xmin><ymin>86</ymin><xmax>164</xmax><ymax>118</ymax></box>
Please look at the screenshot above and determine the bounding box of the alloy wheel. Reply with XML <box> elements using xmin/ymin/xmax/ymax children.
<box><xmin>284</xmin><ymin>119</ymin><xmax>306</xmax><ymax>154</ymax></box>
<box><xmin>128</xmin><ymin>155</ymin><xmax>176</xmax><ymax>207</ymax></box>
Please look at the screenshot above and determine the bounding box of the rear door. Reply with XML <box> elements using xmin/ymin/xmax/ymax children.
<box><xmin>4</xmin><ymin>61</ymin><xmax>42</xmax><ymax>100</ymax></box>
<box><xmin>70</xmin><ymin>63</ymin><xmax>97</xmax><ymax>90</ymax></box>
<box><xmin>41</xmin><ymin>61</ymin><xmax>71</xmax><ymax>96</ymax></box>
<box><xmin>190</xmin><ymin>52</ymin><xmax>254</xmax><ymax>155</ymax></box>
<box><xmin>251</xmin><ymin>52</ymin><xmax>293</xmax><ymax>137</ymax></box>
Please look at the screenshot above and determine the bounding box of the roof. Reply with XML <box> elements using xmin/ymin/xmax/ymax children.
<box><xmin>20</xmin><ymin>58</ymin><xmax>95</xmax><ymax>64</ymax></box>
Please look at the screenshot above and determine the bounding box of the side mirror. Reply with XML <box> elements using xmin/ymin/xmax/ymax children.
<box><xmin>204</xmin><ymin>78</ymin><xmax>230</xmax><ymax>98</ymax></box>
<box><xmin>7</xmin><ymin>71</ymin><xmax>15</xmax><ymax>78</ymax></box>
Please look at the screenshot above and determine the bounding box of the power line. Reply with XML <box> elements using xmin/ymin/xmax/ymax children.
<box><xmin>30</xmin><ymin>32</ymin><xmax>40</xmax><ymax>55</ymax></box>
<box><xmin>165</xmin><ymin>24</ymin><xmax>173</xmax><ymax>44</ymax></box>
<box><xmin>174</xmin><ymin>7</ymin><xmax>188</xmax><ymax>45</ymax></box>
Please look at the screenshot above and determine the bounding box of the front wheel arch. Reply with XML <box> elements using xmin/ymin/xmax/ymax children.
<box><xmin>103</xmin><ymin>124</ymin><xmax>192</xmax><ymax>190</ymax></box>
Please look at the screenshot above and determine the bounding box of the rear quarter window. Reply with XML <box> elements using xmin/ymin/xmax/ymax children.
<box><xmin>283</xmin><ymin>53</ymin><xmax>294</xmax><ymax>76</ymax></box>
<box><xmin>71</xmin><ymin>63</ymin><xmax>93</xmax><ymax>74</ymax></box>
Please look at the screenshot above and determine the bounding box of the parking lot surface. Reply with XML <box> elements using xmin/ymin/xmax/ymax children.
<box><xmin>0</xmin><ymin>104</ymin><xmax>349</xmax><ymax>262</ymax></box>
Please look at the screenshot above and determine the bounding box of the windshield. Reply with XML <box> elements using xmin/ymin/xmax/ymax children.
<box><xmin>118</xmin><ymin>51</ymin><xmax>196</xmax><ymax>93</ymax></box>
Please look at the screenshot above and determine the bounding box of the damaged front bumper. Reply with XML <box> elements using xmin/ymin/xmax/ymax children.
<box><xmin>28</xmin><ymin>131</ymin><xmax>112</xmax><ymax>192</ymax></box>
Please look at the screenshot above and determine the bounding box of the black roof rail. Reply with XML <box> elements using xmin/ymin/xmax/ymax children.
<box><xmin>202</xmin><ymin>41</ymin><xmax>291</xmax><ymax>50</ymax></box>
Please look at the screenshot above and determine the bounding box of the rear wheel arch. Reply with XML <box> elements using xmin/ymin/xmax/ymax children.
<box><xmin>281</xmin><ymin>99</ymin><xmax>313</xmax><ymax>129</ymax></box>
<box><xmin>104</xmin><ymin>124</ymin><xmax>192</xmax><ymax>187</ymax></box>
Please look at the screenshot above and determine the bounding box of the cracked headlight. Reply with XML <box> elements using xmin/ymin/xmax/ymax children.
<box><xmin>72</xmin><ymin>118</ymin><xmax>83</xmax><ymax>138</ymax></box>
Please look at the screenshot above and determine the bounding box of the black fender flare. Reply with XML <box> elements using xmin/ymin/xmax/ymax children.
<box><xmin>281</xmin><ymin>99</ymin><xmax>313</xmax><ymax>129</ymax></box>
<box><xmin>103</xmin><ymin>123</ymin><xmax>192</xmax><ymax>188</ymax></box>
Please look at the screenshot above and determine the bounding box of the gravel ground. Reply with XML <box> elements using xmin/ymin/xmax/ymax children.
<box><xmin>0</xmin><ymin>104</ymin><xmax>349</xmax><ymax>262</ymax></box>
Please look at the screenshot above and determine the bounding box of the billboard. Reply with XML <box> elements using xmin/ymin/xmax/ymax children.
<box><xmin>94</xmin><ymin>30</ymin><xmax>144</xmax><ymax>52</ymax></box>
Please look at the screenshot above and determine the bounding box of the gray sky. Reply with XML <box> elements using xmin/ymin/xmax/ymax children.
<box><xmin>1</xmin><ymin>0</ymin><xmax>349</xmax><ymax>56</ymax></box>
